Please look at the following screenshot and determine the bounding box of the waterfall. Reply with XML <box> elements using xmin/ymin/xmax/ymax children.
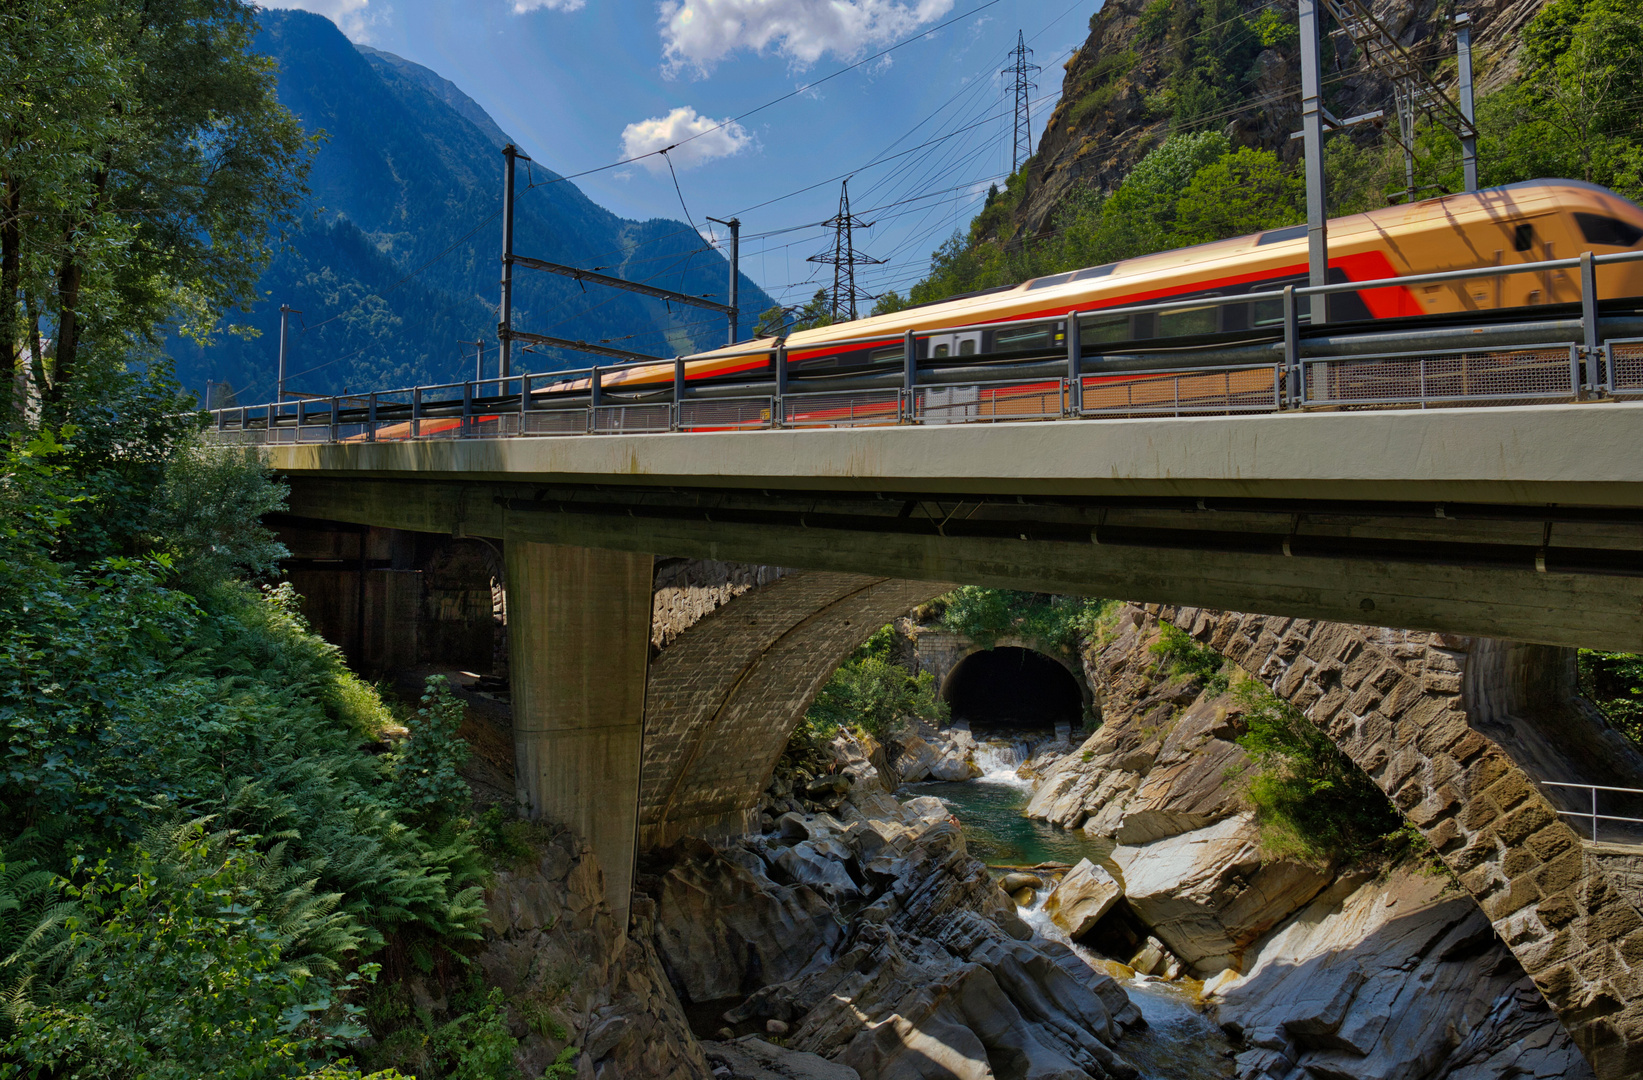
<box><xmin>974</xmin><ymin>739</ymin><xmax>1033</xmax><ymax>785</ymax></box>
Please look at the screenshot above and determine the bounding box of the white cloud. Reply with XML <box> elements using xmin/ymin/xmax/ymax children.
<box><xmin>619</xmin><ymin>106</ymin><xmax>754</xmax><ymax>171</ymax></box>
<box><xmin>258</xmin><ymin>0</ymin><xmax>378</xmax><ymax>42</ymax></box>
<box><xmin>658</xmin><ymin>0</ymin><xmax>956</xmax><ymax>74</ymax></box>
<box><xmin>512</xmin><ymin>0</ymin><xmax>586</xmax><ymax>12</ymax></box>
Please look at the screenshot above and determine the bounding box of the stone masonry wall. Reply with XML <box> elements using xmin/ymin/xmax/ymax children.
<box><xmin>1153</xmin><ymin>603</ymin><xmax>1643</xmax><ymax>1079</ymax></box>
<box><xmin>638</xmin><ymin>570</ymin><xmax>947</xmax><ymax>849</ymax></box>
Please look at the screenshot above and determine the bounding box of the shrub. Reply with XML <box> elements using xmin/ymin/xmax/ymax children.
<box><xmin>937</xmin><ymin>588</ymin><xmax>1111</xmax><ymax>652</ymax></box>
<box><xmin>1232</xmin><ymin>681</ymin><xmax>1406</xmax><ymax>867</ymax></box>
<box><xmin>386</xmin><ymin>677</ymin><xmax>473</xmax><ymax>828</ymax></box>
<box><xmin>1148</xmin><ymin>622</ymin><xmax>1228</xmax><ymax>693</ymax></box>
<box><xmin>1578</xmin><ymin>649</ymin><xmax>1643</xmax><ymax>745</ymax></box>
<box><xmin>802</xmin><ymin>625</ymin><xmax>946</xmax><ymax>741</ymax></box>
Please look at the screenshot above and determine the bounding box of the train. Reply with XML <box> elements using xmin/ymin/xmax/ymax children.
<box><xmin>585</xmin><ymin>178</ymin><xmax>1643</xmax><ymax>396</ymax></box>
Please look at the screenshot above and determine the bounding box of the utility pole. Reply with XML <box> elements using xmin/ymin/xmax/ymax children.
<box><xmin>464</xmin><ymin>340</ymin><xmax>484</xmax><ymax>384</ymax></box>
<box><xmin>1319</xmin><ymin>0</ymin><xmax>1479</xmax><ymax>200</ymax></box>
<box><xmin>1002</xmin><ymin>30</ymin><xmax>1041</xmax><ymax>174</ymax></box>
<box><xmin>706</xmin><ymin>215</ymin><xmax>741</xmax><ymax>345</ymax></box>
<box><xmin>498</xmin><ymin>144</ymin><xmax>531</xmax><ymax>380</ymax></box>
<box><xmin>277</xmin><ymin>303</ymin><xmax>301</xmax><ymax>403</ymax></box>
<box><xmin>1298</xmin><ymin>0</ymin><xmax>1329</xmax><ymax>325</ymax></box>
<box><xmin>1455</xmin><ymin>13</ymin><xmax>1479</xmax><ymax>193</ymax></box>
<box><xmin>807</xmin><ymin>179</ymin><xmax>884</xmax><ymax>323</ymax></box>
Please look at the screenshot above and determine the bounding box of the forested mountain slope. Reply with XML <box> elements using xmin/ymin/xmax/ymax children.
<box><xmin>180</xmin><ymin>10</ymin><xmax>772</xmax><ymax>403</ymax></box>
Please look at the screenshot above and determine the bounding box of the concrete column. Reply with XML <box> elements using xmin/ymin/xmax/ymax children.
<box><xmin>504</xmin><ymin>540</ymin><xmax>651</xmax><ymax>933</ymax></box>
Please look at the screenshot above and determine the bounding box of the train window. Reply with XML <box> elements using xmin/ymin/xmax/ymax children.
<box><xmin>1257</xmin><ymin>224</ymin><xmax>1307</xmax><ymax>246</ymax></box>
<box><xmin>1157</xmin><ymin>305</ymin><xmax>1218</xmax><ymax>337</ymax></box>
<box><xmin>1513</xmin><ymin>223</ymin><xmax>1535</xmax><ymax>252</ymax></box>
<box><xmin>993</xmin><ymin>323</ymin><xmax>1054</xmax><ymax>351</ymax></box>
<box><xmin>1251</xmin><ymin>297</ymin><xmax>1285</xmax><ymax>327</ymax></box>
<box><xmin>933</xmin><ymin>343</ymin><xmax>950</xmax><ymax>358</ymax></box>
<box><xmin>1575</xmin><ymin>212</ymin><xmax>1643</xmax><ymax>248</ymax></box>
<box><xmin>1078</xmin><ymin>313</ymin><xmax>1129</xmax><ymax>343</ymax></box>
<box><xmin>868</xmin><ymin>346</ymin><xmax>903</xmax><ymax>364</ymax></box>
<box><xmin>959</xmin><ymin>339</ymin><xmax>976</xmax><ymax>356</ymax></box>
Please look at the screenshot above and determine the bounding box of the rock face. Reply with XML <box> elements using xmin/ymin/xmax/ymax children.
<box><xmin>644</xmin><ymin>789</ymin><xmax>1143</xmax><ymax>1080</ymax></box>
<box><xmin>476</xmin><ymin>823</ymin><xmax>712</xmax><ymax>1080</ymax></box>
<box><xmin>1111</xmin><ymin>813</ymin><xmax>1331</xmax><ymax>975</ymax></box>
<box><xmin>1015</xmin><ymin>603</ymin><xmax>1595</xmax><ymax>1080</ymax></box>
<box><xmin>702</xmin><ymin>1036</ymin><xmax>860</xmax><ymax>1080</ymax></box>
<box><xmin>1210</xmin><ymin>868</ymin><xmax>1595</xmax><ymax>1080</ymax></box>
<box><xmin>1008</xmin><ymin>0</ymin><xmax>1553</xmax><ymax>240</ymax></box>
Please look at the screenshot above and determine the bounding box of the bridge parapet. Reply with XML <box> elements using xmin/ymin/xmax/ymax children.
<box><xmin>1154</xmin><ymin>603</ymin><xmax>1643</xmax><ymax>1078</ymax></box>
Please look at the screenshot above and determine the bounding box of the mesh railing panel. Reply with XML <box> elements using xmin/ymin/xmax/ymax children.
<box><xmin>1079</xmin><ymin>367</ymin><xmax>1280</xmax><ymax>417</ymax></box>
<box><xmin>679</xmin><ymin>397</ymin><xmax>773</xmax><ymax>430</ymax></box>
<box><xmin>916</xmin><ymin>381</ymin><xmax>1064</xmax><ymax>424</ymax></box>
<box><xmin>522</xmin><ymin>409</ymin><xmax>590</xmax><ymax>436</ymax></box>
<box><xmin>1303</xmin><ymin>346</ymin><xmax>1577</xmax><ymax>406</ymax></box>
<box><xmin>782</xmin><ymin>390</ymin><xmax>901</xmax><ymax>427</ymax></box>
<box><xmin>1608</xmin><ymin>340</ymin><xmax>1643</xmax><ymax>396</ymax></box>
<box><xmin>594</xmin><ymin>403</ymin><xmax>672</xmax><ymax>434</ymax></box>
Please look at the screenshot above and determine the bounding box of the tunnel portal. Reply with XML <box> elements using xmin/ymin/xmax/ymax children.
<box><xmin>942</xmin><ymin>646</ymin><xmax>1083</xmax><ymax>728</ymax></box>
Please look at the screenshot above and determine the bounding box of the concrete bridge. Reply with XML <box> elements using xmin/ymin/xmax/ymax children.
<box><xmin>268</xmin><ymin>403</ymin><xmax>1643</xmax><ymax>1077</ymax></box>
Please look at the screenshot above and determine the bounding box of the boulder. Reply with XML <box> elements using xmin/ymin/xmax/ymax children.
<box><xmin>1042</xmin><ymin>858</ymin><xmax>1122</xmax><ymax>940</ymax></box>
<box><xmin>901</xmin><ymin>795</ymin><xmax>952</xmax><ymax>825</ymax></box>
<box><xmin>1111</xmin><ymin>813</ymin><xmax>1331</xmax><ymax>974</ymax></box>
<box><xmin>999</xmin><ymin>871</ymin><xmax>1044</xmax><ymax>894</ymax></box>
<box><xmin>701</xmin><ymin>1036</ymin><xmax>860</xmax><ymax>1080</ymax></box>
<box><xmin>774</xmin><ymin>838</ymin><xmax>860</xmax><ymax>901</ymax></box>
<box><xmin>883</xmin><ymin>733</ymin><xmax>939</xmax><ymax>783</ymax></box>
<box><xmin>652</xmin><ymin>841</ymin><xmax>842</xmax><ymax>1004</ymax></box>
<box><xmin>929</xmin><ymin>748</ymin><xmax>983</xmax><ymax>781</ymax></box>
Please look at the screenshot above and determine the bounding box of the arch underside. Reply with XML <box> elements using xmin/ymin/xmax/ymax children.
<box><xmin>1154</xmin><ymin>603</ymin><xmax>1643</xmax><ymax>1080</ymax></box>
<box><xmin>637</xmin><ymin>570</ymin><xmax>947</xmax><ymax>849</ymax></box>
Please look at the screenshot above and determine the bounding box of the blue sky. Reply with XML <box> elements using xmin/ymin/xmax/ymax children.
<box><xmin>260</xmin><ymin>0</ymin><xmax>1095</xmax><ymax>309</ymax></box>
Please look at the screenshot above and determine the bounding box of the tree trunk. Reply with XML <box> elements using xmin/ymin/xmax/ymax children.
<box><xmin>51</xmin><ymin>253</ymin><xmax>82</xmax><ymax>399</ymax></box>
<box><xmin>2</xmin><ymin>170</ymin><xmax>21</xmax><ymax>424</ymax></box>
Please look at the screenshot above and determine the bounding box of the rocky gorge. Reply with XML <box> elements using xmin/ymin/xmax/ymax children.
<box><xmin>451</xmin><ymin>601</ymin><xmax>1602</xmax><ymax>1079</ymax></box>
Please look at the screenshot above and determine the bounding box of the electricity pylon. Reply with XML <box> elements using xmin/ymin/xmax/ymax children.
<box><xmin>807</xmin><ymin>179</ymin><xmax>884</xmax><ymax>322</ymax></box>
<box><xmin>1002</xmin><ymin>30</ymin><xmax>1040</xmax><ymax>173</ymax></box>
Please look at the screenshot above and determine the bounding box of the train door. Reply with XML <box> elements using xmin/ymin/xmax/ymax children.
<box><xmin>926</xmin><ymin>330</ymin><xmax>982</xmax><ymax>360</ymax></box>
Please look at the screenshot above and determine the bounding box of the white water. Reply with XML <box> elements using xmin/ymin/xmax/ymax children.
<box><xmin>973</xmin><ymin>738</ymin><xmax>1034</xmax><ymax>786</ymax></box>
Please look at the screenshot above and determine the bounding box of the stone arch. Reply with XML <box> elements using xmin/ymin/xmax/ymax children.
<box><xmin>938</xmin><ymin>641</ymin><xmax>1091</xmax><ymax>728</ymax></box>
<box><xmin>637</xmin><ymin>570</ymin><xmax>948</xmax><ymax>849</ymax></box>
<box><xmin>1152</xmin><ymin>602</ymin><xmax>1643</xmax><ymax>1079</ymax></box>
<box><xmin>912</xmin><ymin>630</ymin><xmax>1094</xmax><ymax>719</ymax></box>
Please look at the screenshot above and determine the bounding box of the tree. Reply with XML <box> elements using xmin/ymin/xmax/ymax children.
<box><xmin>869</xmin><ymin>291</ymin><xmax>912</xmax><ymax>317</ymax></box>
<box><xmin>790</xmin><ymin>288</ymin><xmax>836</xmax><ymax>331</ymax></box>
<box><xmin>1094</xmin><ymin>130</ymin><xmax>1230</xmax><ymax>262</ymax></box>
<box><xmin>1171</xmin><ymin>147</ymin><xmax>1304</xmax><ymax>245</ymax></box>
<box><xmin>1</xmin><ymin>0</ymin><xmax>315</xmax><ymax>410</ymax></box>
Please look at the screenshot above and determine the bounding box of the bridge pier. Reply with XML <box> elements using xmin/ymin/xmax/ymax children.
<box><xmin>504</xmin><ymin>540</ymin><xmax>652</xmax><ymax>933</ymax></box>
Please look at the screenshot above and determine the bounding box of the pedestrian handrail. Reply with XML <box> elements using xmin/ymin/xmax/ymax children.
<box><xmin>1540</xmin><ymin>781</ymin><xmax>1643</xmax><ymax>842</ymax></box>
<box><xmin>203</xmin><ymin>246</ymin><xmax>1643</xmax><ymax>446</ymax></box>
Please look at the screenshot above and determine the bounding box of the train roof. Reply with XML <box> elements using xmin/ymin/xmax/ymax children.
<box><xmin>684</xmin><ymin>179</ymin><xmax>1639</xmax><ymax>362</ymax></box>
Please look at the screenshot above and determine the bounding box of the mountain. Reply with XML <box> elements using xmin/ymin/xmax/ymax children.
<box><xmin>999</xmin><ymin>0</ymin><xmax>1549</xmax><ymax>244</ymax></box>
<box><xmin>178</xmin><ymin>9</ymin><xmax>772</xmax><ymax>405</ymax></box>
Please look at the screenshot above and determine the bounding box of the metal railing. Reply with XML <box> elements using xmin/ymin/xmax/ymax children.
<box><xmin>1541</xmin><ymin>781</ymin><xmax>1643</xmax><ymax>842</ymax></box>
<box><xmin>203</xmin><ymin>247</ymin><xmax>1643</xmax><ymax>446</ymax></box>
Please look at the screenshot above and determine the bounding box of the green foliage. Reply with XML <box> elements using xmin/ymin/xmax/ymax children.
<box><xmin>1232</xmin><ymin>681</ymin><xmax>1407</xmax><ymax>867</ymax></box>
<box><xmin>542</xmin><ymin>1047</ymin><xmax>579</xmax><ymax>1078</ymax></box>
<box><xmin>1578</xmin><ymin>649</ymin><xmax>1643</xmax><ymax>745</ymax></box>
<box><xmin>1</xmin><ymin>0</ymin><xmax>317</xmax><ymax>405</ymax></box>
<box><xmin>149</xmin><ymin>441</ymin><xmax>291</xmax><ymax>593</ymax></box>
<box><xmin>803</xmin><ymin>625</ymin><xmax>946</xmax><ymax>740</ymax></box>
<box><xmin>1148</xmin><ymin>622</ymin><xmax>1229</xmax><ymax>694</ymax></box>
<box><xmin>1137</xmin><ymin>0</ymin><xmax>1175</xmax><ymax>41</ymax></box>
<box><xmin>937</xmin><ymin>588</ymin><xmax>1112</xmax><ymax>653</ymax></box>
<box><xmin>1171</xmin><ymin>147</ymin><xmax>1305</xmax><ymax>245</ymax></box>
<box><xmin>1</xmin><ymin>822</ymin><xmax>398</xmax><ymax>1080</ymax></box>
<box><xmin>869</xmin><ymin>291</ymin><xmax>912</xmax><ymax>317</ymax></box>
<box><xmin>1251</xmin><ymin>8</ymin><xmax>1297</xmax><ymax>48</ymax></box>
<box><xmin>386</xmin><ymin>677</ymin><xmax>473</xmax><ymax>828</ymax></box>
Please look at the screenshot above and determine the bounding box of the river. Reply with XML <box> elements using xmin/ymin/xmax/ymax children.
<box><xmin>904</xmin><ymin>737</ymin><xmax>1236</xmax><ymax>1080</ymax></box>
